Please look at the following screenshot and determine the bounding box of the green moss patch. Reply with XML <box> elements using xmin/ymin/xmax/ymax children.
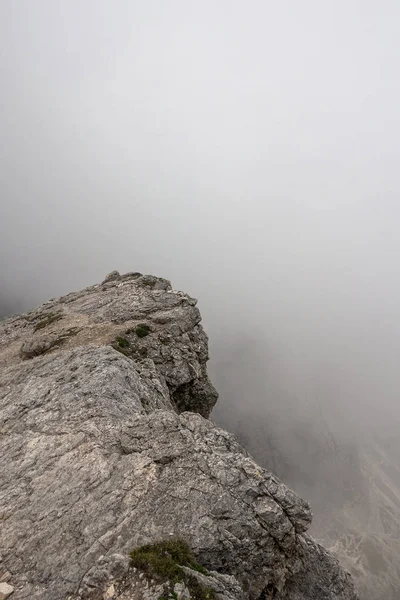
<box><xmin>135</xmin><ymin>323</ymin><xmax>151</xmax><ymax>338</ymax></box>
<box><xmin>125</xmin><ymin>324</ymin><xmax>151</xmax><ymax>338</ymax></box>
<box><xmin>111</xmin><ymin>337</ymin><xmax>132</xmax><ymax>357</ymax></box>
<box><xmin>130</xmin><ymin>539</ymin><xmax>214</xmax><ymax>600</ymax></box>
<box><xmin>116</xmin><ymin>336</ymin><xmax>130</xmax><ymax>348</ymax></box>
<box><xmin>111</xmin><ymin>336</ymin><xmax>148</xmax><ymax>359</ymax></box>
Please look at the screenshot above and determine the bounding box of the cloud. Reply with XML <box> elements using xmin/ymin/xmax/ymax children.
<box><xmin>2</xmin><ymin>0</ymin><xmax>400</xmax><ymax>433</ymax></box>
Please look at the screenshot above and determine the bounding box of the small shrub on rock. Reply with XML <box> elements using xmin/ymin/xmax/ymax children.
<box><xmin>135</xmin><ymin>324</ymin><xmax>151</xmax><ymax>338</ymax></box>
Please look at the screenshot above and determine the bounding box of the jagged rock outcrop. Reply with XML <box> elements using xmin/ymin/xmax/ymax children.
<box><xmin>0</xmin><ymin>272</ymin><xmax>358</xmax><ymax>600</ymax></box>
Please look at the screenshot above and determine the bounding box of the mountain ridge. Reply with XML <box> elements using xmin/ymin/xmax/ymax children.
<box><xmin>0</xmin><ymin>272</ymin><xmax>358</xmax><ymax>600</ymax></box>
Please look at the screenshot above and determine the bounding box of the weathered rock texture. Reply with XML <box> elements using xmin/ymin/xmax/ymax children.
<box><xmin>0</xmin><ymin>272</ymin><xmax>358</xmax><ymax>600</ymax></box>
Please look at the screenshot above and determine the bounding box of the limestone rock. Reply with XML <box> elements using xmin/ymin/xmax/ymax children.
<box><xmin>0</xmin><ymin>273</ymin><xmax>358</xmax><ymax>600</ymax></box>
<box><xmin>0</xmin><ymin>583</ymin><xmax>14</xmax><ymax>600</ymax></box>
<box><xmin>103</xmin><ymin>584</ymin><xmax>115</xmax><ymax>599</ymax></box>
<box><xmin>0</xmin><ymin>570</ymin><xmax>11</xmax><ymax>584</ymax></box>
<box><xmin>102</xmin><ymin>271</ymin><xmax>121</xmax><ymax>284</ymax></box>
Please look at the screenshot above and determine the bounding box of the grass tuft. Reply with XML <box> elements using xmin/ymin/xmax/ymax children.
<box><xmin>130</xmin><ymin>539</ymin><xmax>214</xmax><ymax>600</ymax></box>
<box><xmin>116</xmin><ymin>336</ymin><xmax>130</xmax><ymax>348</ymax></box>
<box><xmin>135</xmin><ymin>323</ymin><xmax>151</xmax><ymax>338</ymax></box>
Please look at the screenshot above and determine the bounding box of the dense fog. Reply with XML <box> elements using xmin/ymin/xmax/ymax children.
<box><xmin>2</xmin><ymin>0</ymin><xmax>400</xmax><ymax>492</ymax></box>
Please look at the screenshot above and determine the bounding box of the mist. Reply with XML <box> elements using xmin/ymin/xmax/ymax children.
<box><xmin>2</xmin><ymin>2</ymin><xmax>400</xmax><ymax>456</ymax></box>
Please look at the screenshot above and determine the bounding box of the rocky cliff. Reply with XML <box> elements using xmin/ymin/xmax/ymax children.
<box><xmin>212</xmin><ymin>361</ymin><xmax>400</xmax><ymax>600</ymax></box>
<box><xmin>0</xmin><ymin>272</ymin><xmax>358</xmax><ymax>600</ymax></box>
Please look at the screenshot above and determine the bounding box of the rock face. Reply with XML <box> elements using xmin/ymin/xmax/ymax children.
<box><xmin>0</xmin><ymin>273</ymin><xmax>358</xmax><ymax>600</ymax></box>
<box><xmin>212</xmin><ymin>364</ymin><xmax>400</xmax><ymax>600</ymax></box>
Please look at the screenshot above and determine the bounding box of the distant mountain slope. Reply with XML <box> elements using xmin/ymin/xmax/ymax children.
<box><xmin>213</xmin><ymin>401</ymin><xmax>400</xmax><ymax>600</ymax></box>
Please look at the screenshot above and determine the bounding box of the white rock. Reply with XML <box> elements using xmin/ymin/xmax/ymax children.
<box><xmin>0</xmin><ymin>582</ymin><xmax>14</xmax><ymax>600</ymax></box>
<box><xmin>103</xmin><ymin>583</ymin><xmax>115</xmax><ymax>599</ymax></box>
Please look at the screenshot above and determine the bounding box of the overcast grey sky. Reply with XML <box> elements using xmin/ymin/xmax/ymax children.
<box><xmin>1</xmin><ymin>1</ymin><xmax>400</xmax><ymax>435</ymax></box>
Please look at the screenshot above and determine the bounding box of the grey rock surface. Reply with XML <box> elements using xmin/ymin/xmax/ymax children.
<box><xmin>0</xmin><ymin>273</ymin><xmax>358</xmax><ymax>600</ymax></box>
<box><xmin>276</xmin><ymin>535</ymin><xmax>358</xmax><ymax>600</ymax></box>
<box><xmin>102</xmin><ymin>271</ymin><xmax>121</xmax><ymax>284</ymax></box>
